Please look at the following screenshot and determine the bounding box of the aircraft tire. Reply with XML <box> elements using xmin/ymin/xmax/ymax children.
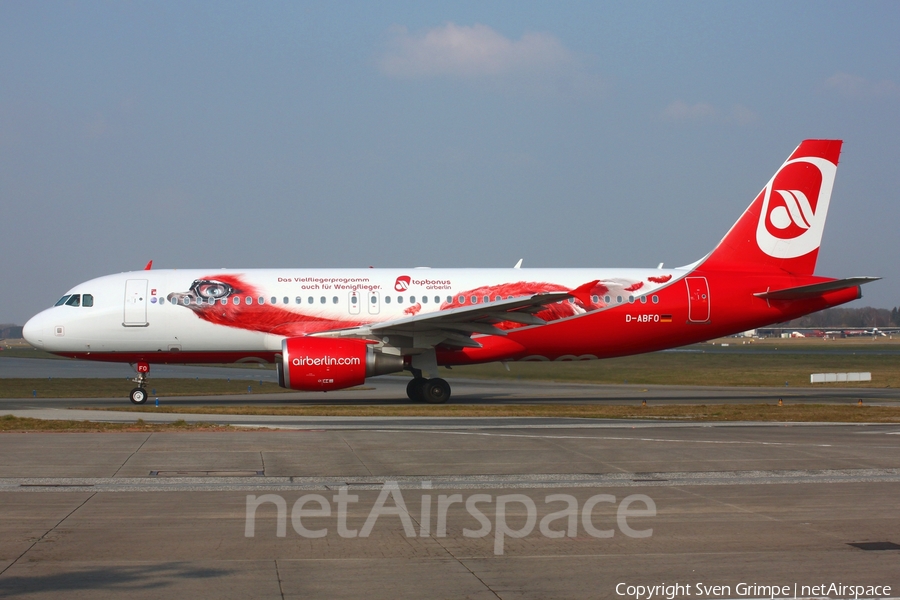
<box><xmin>406</xmin><ymin>378</ymin><xmax>425</xmax><ymax>402</ymax></box>
<box><xmin>421</xmin><ymin>378</ymin><xmax>451</xmax><ymax>404</ymax></box>
<box><xmin>130</xmin><ymin>387</ymin><xmax>148</xmax><ymax>405</ymax></box>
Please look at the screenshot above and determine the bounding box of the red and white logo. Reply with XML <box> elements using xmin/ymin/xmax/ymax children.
<box><xmin>756</xmin><ymin>156</ymin><xmax>837</xmax><ymax>259</ymax></box>
<box><xmin>394</xmin><ymin>275</ymin><xmax>411</xmax><ymax>292</ymax></box>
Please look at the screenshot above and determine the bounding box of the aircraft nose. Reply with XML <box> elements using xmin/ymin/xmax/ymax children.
<box><xmin>22</xmin><ymin>314</ymin><xmax>44</xmax><ymax>349</ymax></box>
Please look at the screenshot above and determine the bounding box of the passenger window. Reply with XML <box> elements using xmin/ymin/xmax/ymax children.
<box><xmin>458</xmin><ymin>296</ymin><xmax>465</xmax><ymax>304</ymax></box>
<box><xmin>471</xmin><ymin>296</ymin><xmax>478</xmax><ymax>304</ymax></box>
<box><xmin>640</xmin><ymin>296</ymin><xmax>647</xmax><ymax>304</ymax></box>
<box><xmin>308</xmin><ymin>297</ymin><xmax>314</xmax><ymax>304</ymax></box>
<box><xmin>410</xmin><ymin>296</ymin><xmax>416</xmax><ymax>303</ymax></box>
<box><xmin>351</xmin><ymin>296</ymin><xmax>358</xmax><ymax>305</ymax></box>
<box><xmin>245</xmin><ymin>297</ymin><xmax>252</xmax><ymax>305</ymax></box>
<box><xmin>183</xmin><ymin>297</ymin><xmax>190</xmax><ymax>306</ymax></box>
<box><xmin>421</xmin><ymin>296</ymin><xmax>428</xmax><ymax>304</ymax></box>
<box><xmin>385</xmin><ymin>296</ymin><xmax>391</xmax><ymax>304</ymax></box>
<box><xmin>332</xmin><ymin>296</ymin><xmax>338</xmax><ymax>304</ymax></box>
<box><xmin>65</xmin><ymin>295</ymin><xmax>81</xmax><ymax>307</ymax></box>
<box><xmin>483</xmin><ymin>295</ymin><xmax>489</xmax><ymax>303</ymax></box>
<box><xmin>258</xmin><ymin>297</ymin><xmax>264</xmax><ymax>305</ymax></box>
<box><xmin>233</xmin><ymin>297</ymin><xmax>240</xmax><ymax>305</ymax></box>
<box><xmin>397</xmin><ymin>296</ymin><xmax>403</xmax><ymax>304</ymax></box>
<box><xmin>604</xmin><ymin>295</ymin><xmax>610</xmax><ymax>303</ymax></box>
<box><xmin>82</xmin><ymin>294</ymin><xmax>94</xmax><ymax>307</ymax></box>
<box><xmin>591</xmin><ymin>295</ymin><xmax>599</xmax><ymax>303</ymax></box>
<box><xmin>220</xmin><ymin>298</ymin><xmax>227</xmax><ymax>305</ymax></box>
<box><xmin>652</xmin><ymin>295</ymin><xmax>659</xmax><ymax>304</ymax></box>
<box><xmin>616</xmin><ymin>296</ymin><xmax>622</xmax><ymax>303</ymax></box>
<box><xmin>295</xmin><ymin>297</ymin><xmax>301</xmax><ymax>304</ymax></box>
<box><xmin>320</xmin><ymin>296</ymin><xmax>326</xmax><ymax>304</ymax></box>
<box><xmin>628</xmin><ymin>295</ymin><xmax>634</xmax><ymax>303</ymax></box>
<box><xmin>283</xmin><ymin>297</ymin><xmax>289</xmax><ymax>304</ymax></box>
<box><xmin>495</xmin><ymin>296</ymin><xmax>501</xmax><ymax>302</ymax></box>
<box><xmin>371</xmin><ymin>296</ymin><xmax>377</xmax><ymax>304</ymax></box>
<box><xmin>55</xmin><ymin>295</ymin><xmax>71</xmax><ymax>306</ymax></box>
<box><xmin>270</xmin><ymin>296</ymin><xmax>276</xmax><ymax>304</ymax></box>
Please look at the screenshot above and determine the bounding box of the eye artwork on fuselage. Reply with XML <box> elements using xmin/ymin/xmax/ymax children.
<box><xmin>165</xmin><ymin>275</ymin><xmax>642</xmax><ymax>336</ymax></box>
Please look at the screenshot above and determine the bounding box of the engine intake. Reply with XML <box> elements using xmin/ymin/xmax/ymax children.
<box><xmin>277</xmin><ymin>337</ymin><xmax>404</xmax><ymax>391</ymax></box>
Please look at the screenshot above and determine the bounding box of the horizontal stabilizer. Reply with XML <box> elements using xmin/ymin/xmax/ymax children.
<box><xmin>754</xmin><ymin>277</ymin><xmax>880</xmax><ymax>300</ymax></box>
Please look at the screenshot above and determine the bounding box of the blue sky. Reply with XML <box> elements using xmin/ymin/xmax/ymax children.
<box><xmin>2</xmin><ymin>1</ymin><xmax>898</xmax><ymax>324</ymax></box>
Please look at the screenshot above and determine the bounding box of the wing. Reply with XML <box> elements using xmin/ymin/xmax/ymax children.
<box><xmin>311</xmin><ymin>280</ymin><xmax>599</xmax><ymax>350</ymax></box>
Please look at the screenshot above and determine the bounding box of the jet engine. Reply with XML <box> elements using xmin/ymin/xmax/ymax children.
<box><xmin>277</xmin><ymin>337</ymin><xmax>404</xmax><ymax>391</ymax></box>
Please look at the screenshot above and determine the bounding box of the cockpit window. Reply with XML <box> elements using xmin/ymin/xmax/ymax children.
<box><xmin>65</xmin><ymin>294</ymin><xmax>81</xmax><ymax>307</ymax></box>
<box><xmin>82</xmin><ymin>294</ymin><xmax>94</xmax><ymax>307</ymax></box>
<box><xmin>55</xmin><ymin>295</ymin><xmax>71</xmax><ymax>306</ymax></box>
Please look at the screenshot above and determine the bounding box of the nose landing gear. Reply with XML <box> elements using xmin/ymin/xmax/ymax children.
<box><xmin>129</xmin><ymin>361</ymin><xmax>150</xmax><ymax>404</ymax></box>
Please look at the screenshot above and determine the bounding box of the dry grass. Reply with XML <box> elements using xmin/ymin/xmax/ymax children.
<box><xmin>0</xmin><ymin>378</ymin><xmax>292</xmax><ymax>398</ymax></box>
<box><xmin>0</xmin><ymin>414</ymin><xmax>232</xmax><ymax>432</ymax></box>
<box><xmin>91</xmin><ymin>403</ymin><xmax>900</xmax><ymax>423</ymax></box>
<box><xmin>448</xmin><ymin>348</ymin><xmax>900</xmax><ymax>388</ymax></box>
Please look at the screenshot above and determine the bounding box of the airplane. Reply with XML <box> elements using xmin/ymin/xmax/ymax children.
<box><xmin>23</xmin><ymin>140</ymin><xmax>879</xmax><ymax>404</ymax></box>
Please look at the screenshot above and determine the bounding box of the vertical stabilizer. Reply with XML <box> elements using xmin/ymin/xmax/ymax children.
<box><xmin>700</xmin><ymin>140</ymin><xmax>842</xmax><ymax>276</ymax></box>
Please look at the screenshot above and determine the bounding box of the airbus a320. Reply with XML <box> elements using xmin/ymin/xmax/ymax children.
<box><xmin>23</xmin><ymin>140</ymin><xmax>878</xmax><ymax>404</ymax></box>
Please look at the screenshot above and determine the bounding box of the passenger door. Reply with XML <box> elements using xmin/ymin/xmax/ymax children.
<box><xmin>123</xmin><ymin>279</ymin><xmax>149</xmax><ymax>326</ymax></box>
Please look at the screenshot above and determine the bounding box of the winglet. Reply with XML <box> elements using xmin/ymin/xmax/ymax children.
<box><xmin>570</xmin><ymin>280</ymin><xmax>599</xmax><ymax>305</ymax></box>
<box><xmin>143</xmin><ymin>260</ymin><xmax>153</xmax><ymax>271</ymax></box>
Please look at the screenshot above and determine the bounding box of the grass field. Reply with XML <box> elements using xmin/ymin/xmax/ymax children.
<box><xmin>448</xmin><ymin>349</ymin><xmax>900</xmax><ymax>388</ymax></box>
<box><xmin>2</xmin><ymin>404</ymin><xmax>898</xmax><ymax>431</ymax></box>
<box><xmin>1</xmin><ymin>338</ymin><xmax>898</xmax><ymax>398</ymax></box>
<box><xmin>0</xmin><ymin>414</ymin><xmax>232</xmax><ymax>432</ymax></box>
<box><xmin>0</xmin><ymin>378</ymin><xmax>292</xmax><ymax>398</ymax></box>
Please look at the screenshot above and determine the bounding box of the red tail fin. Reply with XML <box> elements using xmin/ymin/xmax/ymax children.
<box><xmin>700</xmin><ymin>140</ymin><xmax>842</xmax><ymax>276</ymax></box>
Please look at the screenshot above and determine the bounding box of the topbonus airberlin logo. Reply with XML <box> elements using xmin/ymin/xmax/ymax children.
<box><xmin>756</xmin><ymin>156</ymin><xmax>837</xmax><ymax>259</ymax></box>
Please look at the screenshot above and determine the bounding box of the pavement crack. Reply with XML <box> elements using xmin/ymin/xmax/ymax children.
<box><xmin>274</xmin><ymin>559</ymin><xmax>286</xmax><ymax>600</ymax></box>
<box><xmin>0</xmin><ymin>491</ymin><xmax>96</xmax><ymax>577</ymax></box>
<box><xmin>336</xmin><ymin>432</ymin><xmax>372</xmax><ymax>476</ymax></box>
<box><xmin>111</xmin><ymin>432</ymin><xmax>153</xmax><ymax>477</ymax></box>
<box><xmin>397</xmin><ymin>489</ymin><xmax>502</xmax><ymax>600</ymax></box>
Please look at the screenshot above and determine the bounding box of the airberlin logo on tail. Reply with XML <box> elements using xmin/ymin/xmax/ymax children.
<box><xmin>756</xmin><ymin>156</ymin><xmax>837</xmax><ymax>259</ymax></box>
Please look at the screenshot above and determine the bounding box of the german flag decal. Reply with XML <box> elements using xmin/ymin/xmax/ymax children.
<box><xmin>660</xmin><ymin>315</ymin><xmax>673</xmax><ymax>323</ymax></box>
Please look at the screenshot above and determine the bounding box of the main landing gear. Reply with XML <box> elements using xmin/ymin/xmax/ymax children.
<box><xmin>129</xmin><ymin>361</ymin><xmax>151</xmax><ymax>405</ymax></box>
<box><xmin>406</xmin><ymin>372</ymin><xmax>451</xmax><ymax>404</ymax></box>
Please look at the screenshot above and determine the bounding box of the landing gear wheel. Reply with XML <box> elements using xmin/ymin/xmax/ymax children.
<box><xmin>130</xmin><ymin>387</ymin><xmax>148</xmax><ymax>405</ymax></box>
<box><xmin>406</xmin><ymin>378</ymin><xmax>426</xmax><ymax>402</ymax></box>
<box><xmin>421</xmin><ymin>378</ymin><xmax>451</xmax><ymax>404</ymax></box>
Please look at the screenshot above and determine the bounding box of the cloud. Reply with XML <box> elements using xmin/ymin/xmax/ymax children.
<box><xmin>661</xmin><ymin>101</ymin><xmax>759</xmax><ymax>125</ymax></box>
<box><xmin>823</xmin><ymin>72</ymin><xmax>900</xmax><ymax>99</ymax></box>
<box><xmin>378</xmin><ymin>23</ymin><xmax>574</xmax><ymax>79</ymax></box>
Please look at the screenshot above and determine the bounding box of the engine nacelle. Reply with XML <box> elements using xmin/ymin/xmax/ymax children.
<box><xmin>278</xmin><ymin>337</ymin><xmax>404</xmax><ymax>391</ymax></box>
